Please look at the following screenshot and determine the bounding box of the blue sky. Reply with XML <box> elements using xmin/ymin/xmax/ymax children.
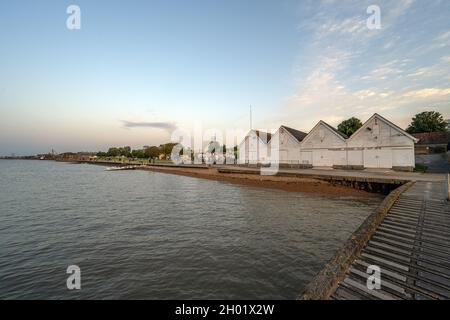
<box><xmin>0</xmin><ymin>0</ymin><xmax>449</xmax><ymax>155</ymax></box>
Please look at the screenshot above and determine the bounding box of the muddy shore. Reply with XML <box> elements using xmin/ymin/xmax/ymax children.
<box><xmin>139</xmin><ymin>165</ymin><xmax>381</xmax><ymax>198</ymax></box>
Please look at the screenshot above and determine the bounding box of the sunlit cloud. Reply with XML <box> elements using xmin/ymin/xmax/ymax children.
<box><xmin>403</xmin><ymin>88</ymin><xmax>450</xmax><ymax>98</ymax></box>
<box><xmin>282</xmin><ymin>0</ymin><xmax>450</xmax><ymax>130</ymax></box>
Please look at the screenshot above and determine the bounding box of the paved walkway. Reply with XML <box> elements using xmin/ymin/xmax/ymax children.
<box><xmin>331</xmin><ymin>181</ymin><xmax>450</xmax><ymax>300</ymax></box>
<box><xmin>220</xmin><ymin>166</ymin><xmax>446</xmax><ymax>182</ymax></box>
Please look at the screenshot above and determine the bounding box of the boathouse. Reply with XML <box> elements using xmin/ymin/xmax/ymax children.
<box><xmin>346</xmin><ymin>113</ymin><xmax>418</xmax><ymax>171</ymax></box>
<box><xmin>268</xmin><ymin>126</ymin><xmax>308</xmax><ymax>166</ymax></box>
<box><xmin>300</xmin><ymin>121</ymin><xmax>348</xmax><ymax>168</ymax></box>
<box><xmin>238</xmin><ymin>130</ymin><xmax>271</xmax><ymax>165</ymax></box>
<box><xmin>238</xmin><ymin>113</ymin><xmax>418</xmax><ymax>171</ymax></box>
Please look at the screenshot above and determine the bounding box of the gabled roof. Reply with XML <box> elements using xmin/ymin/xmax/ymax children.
<box><xmin>303</xmin><ymin>120</ymin><xmax>348</xmax><ymax>143</ymax></box>
<box><xmin>239</xmin><ymin>130</ymin><xmax>272</xmax><ymax>146</ymax></box>
<box><xmin>280</xmin><ymin>125</ymin><xmax>308</xmax><ymax>142</ymax></box>
<box><xmin>323</xmin><ymin>122</ymin><xmax>348</xmax><ymax>139</ymax></box>
<box><xmin>349</xmin><ymin>113</ymin><xmax>419</xmax><ymax>142</ymax></box>
<box><xmin>255</xmin><ymin>130</ymin><xmax>272</xmax><ymax>143</ymax></box>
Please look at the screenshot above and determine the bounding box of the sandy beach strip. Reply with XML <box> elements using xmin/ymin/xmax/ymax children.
<box><xmin>139</xmin><ymin>165</ymin><xmax>381</xmax><ymax>198</ymax></box>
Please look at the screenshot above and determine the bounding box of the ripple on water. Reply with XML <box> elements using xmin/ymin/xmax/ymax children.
<box><xmin>0</xmin><ymin>160</ymin><xmax>382</xmax><ymax>299</ymax></box>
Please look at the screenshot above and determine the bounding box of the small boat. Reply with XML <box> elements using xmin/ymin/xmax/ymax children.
<box><xmin>105</xmin><ymin>166</ymin><xmax>137</xmax><ymax>171</ymax></box>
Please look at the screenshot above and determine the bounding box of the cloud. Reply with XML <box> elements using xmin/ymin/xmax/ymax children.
<box><xmin>440</xmin><ymin>56</ymin><xmax>450</xmax><ymax>63</ymax></box>
<box><xmin>283</xmin><ymin>0</ymin><xmax>450</xmax><ymax>130</ymax></box>
<box><xmin>120</xmin><ymin>120</ymin><xmax>177</xmax><ymax>132</ymax></box>
<box><xmin>403</xmin><ymin>88</ymin><xmax>450</xmax><ymax>98</ymax></box>
<box><xmin>406</xmin><ymin>67</ymin><xmax>431</xmax><ymax>77</ymax></box>
<box><xmin>436</xmin><ymin>30</ymin><xmax>450</xmax><ymax>41</ymax></box>
<box><xmin>316</xmin><ymin>17</ymin><xmax>367</xmax><ymax>39</ymax></box>
<box><xmin>369</xmin><ymin>64</ymin><xmax>403</xmax><ymax>79</ymax></box>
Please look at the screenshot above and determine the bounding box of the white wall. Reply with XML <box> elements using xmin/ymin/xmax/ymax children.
<box><xmin>348</xmin><ymin>116</ymin><xmax>415</xmax><ymax>169</ymax></box>
<box><xmin>269</xmin><ymin>128</ymin><xmax>301</xmax><ymax>164</ymax></box>
<box><xmin>238</xmin><ymin>131</ymin><xmax>270</xmax><ymax>164</ymax></box>
<box><xmin>347</xmin><ymin>149</ymin><xmax>363</xmax><ymax>166</ymax></box>
<box><xmin>301</xmin><ymin>123</ymin><xmax>345</xmax><ymax>149</ymax></box>
<box><xmin>300</xmin><ymin>151</ymin><xmax>312</xmax><ymax>165</ymax></box>
<box><xmin>363</xmin><ymin>148</ymin><xmax>393</xmax><ymax>168</ymax></box>
<box><xmin>301</xmin><ymin>122</ymin><xmax>347</xmax><ymax>167</ymax></box>
<box><xmin>392</xmin><ymin>148</ymin><xmax>415</xmax><ymax>168</ymax></box>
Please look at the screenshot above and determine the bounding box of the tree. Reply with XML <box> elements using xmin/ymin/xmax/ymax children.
<box><xmin>106</xmin><ymin>147</ymin><xmax>120</xmax><ymax>157</ymax></box>
<box><xmin>114</xmin><ymin>146</ymin><xmax>131</xmax><ymax>157</ymax></box>
<box><xmin>406</xmin><ymin>111</ymin><xmax>447</xmax><ymax>134</ymax></box>
<box><xmin>131</xmin><ymin>149</ymin><xmax>145</xmax><ymax>159</ymax></box>
<box><xmin>159</xmin><ymin>143</ymin><xmax>177</xmax><ymax>159</ymax></box>
<box><xmin>144</xmin><ymin>146</ymin><xmax>160</xmax><ymax>159</ymax></box>
<box><xmin>121</xmin><ymin>146</ymin><xmax>132</xmax><ymax>157</ymax></box>
<box><xmin>337</xmin><ymin>117</ymin><xmax>363</xmax><ymax>137</ymax></box>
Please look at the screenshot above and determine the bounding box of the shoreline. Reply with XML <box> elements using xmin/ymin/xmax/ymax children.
<box><xmin>139</xmin><ymin>165</ymin><xmax>382</xmax><ymax>198</ymax></box>
<box><xmin>1</xmin><ymin>158</ymin><xmax>389</xmax><ymax>197</ymax></box>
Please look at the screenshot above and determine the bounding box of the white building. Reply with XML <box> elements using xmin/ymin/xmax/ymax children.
<box><xmin>238</xmin><ymin>130</ymin><xmax>272</xmax><ymax>165</ymax></box>
<box><xmin>300</xmin><ymin>121</ymin><xmax>348</xmax><ymax>168</ymax></box>
<box><xmin>238</xmin><ymin>113</ymin><xmax>418</xmax><ymax>171</ymax></box>
<box><xmin>346</xmin><ymin>113</ymin><xmax>418</xmax><ymax>170</ymax></box>
<box><xmin>268</xmin><ymin>126</ymin><xmax>308</xmax><ymax>165</ymax></box>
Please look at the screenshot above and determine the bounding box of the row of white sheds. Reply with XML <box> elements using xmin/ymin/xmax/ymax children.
<box><xmin>238</xmin><ymin>113</ymin><xmax>419</xmax><ymax>170</ymax></box>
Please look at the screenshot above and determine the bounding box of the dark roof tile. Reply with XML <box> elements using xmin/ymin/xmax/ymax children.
<box><xmin>281</xmin><ymin>126</ymin><xmax>308</xmax><ymax>142</ymax></box>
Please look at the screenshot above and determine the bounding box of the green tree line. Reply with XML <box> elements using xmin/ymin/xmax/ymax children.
<box><xmin>96</xmin><ymin>143</ymin><xmax>177</xmax><ymax>159</ymax></box>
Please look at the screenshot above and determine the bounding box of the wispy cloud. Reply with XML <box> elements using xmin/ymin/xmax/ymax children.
<box><xmin>403</xmin><ymin>88</ymin><xmax>450</xmax><ymax>98</ymax></box>
<box><xmin>436</xmin><ymin>30</ymin><xmax>450</xmax><ymax>41</ymax></box>
<box><xmin>121</xmin><ymin>120</ymin><xmax>177</xmax><ymax>132</ymax></box>
<box><xmin>283</xmin><ymin>0</ymin><xmax>450</xmax><ymax>129</ymax></box>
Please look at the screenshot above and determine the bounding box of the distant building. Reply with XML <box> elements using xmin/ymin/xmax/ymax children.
<box><xmin>412</xmin><ymin>132</ymin><xmax>450</xmax><ymax>154</ymax></box>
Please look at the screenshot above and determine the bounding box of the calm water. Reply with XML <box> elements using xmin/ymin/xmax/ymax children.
<box><xmin>0</xmin><ymin>160</ymin><xmax>381</xmax><ymax>299</ymax></box>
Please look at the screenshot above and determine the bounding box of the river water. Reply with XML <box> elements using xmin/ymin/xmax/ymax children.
<box><xmin>0</xmin><ymin>160</ymin><xmax>381</xmax><ymax>299</ymax></box>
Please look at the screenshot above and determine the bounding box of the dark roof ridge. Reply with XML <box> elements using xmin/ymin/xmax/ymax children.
<box><xmin>280</xmin><ymin>125</ymin><xmax>308</xmax><ymax>142</ymax></box>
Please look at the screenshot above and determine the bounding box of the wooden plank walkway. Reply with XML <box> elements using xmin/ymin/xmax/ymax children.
<box><xmin>331</xmin><ymin>181</ymin><xmax>450</xmax><ymax>300</ymax></box>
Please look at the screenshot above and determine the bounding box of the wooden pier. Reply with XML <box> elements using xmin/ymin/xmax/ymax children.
<box><xmin>329</xmin><ymin>181</ymin><xmax>450</xmax><ymax>300</ymax></box>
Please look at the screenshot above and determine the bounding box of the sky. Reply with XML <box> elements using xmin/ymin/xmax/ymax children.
<box><xmin>0</xmin><ymin>0</ymin><xmax>449</xmax><ymax>155</ymax></box>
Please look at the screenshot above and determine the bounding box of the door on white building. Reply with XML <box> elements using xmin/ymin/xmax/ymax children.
<box><xmin>348</xmin><ymin>150</ymin><xmax>363</xmax><ymax>166</ymax></box>
<box><xmin>312</xmin><ymin>150</ymin><xmax>332</xmax><ymax>167</ymax></box>
<box><xmin>364</xmin><ymin>148</ymin><xmax>392</xmax><ymax>168</ymax></box>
